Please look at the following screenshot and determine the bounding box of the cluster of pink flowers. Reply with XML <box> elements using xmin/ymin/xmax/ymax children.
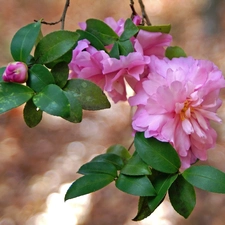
<box><xmin>69</xmin><ymin>17</ymin><xmax>225</xmax><ymax>168</ymax></box>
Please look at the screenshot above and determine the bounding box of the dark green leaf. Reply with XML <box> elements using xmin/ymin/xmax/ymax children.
<box><xmin>34</xmin><ymin>30</ymin><xmax>79</xmax><ymax>64</ymax></box>
<box><xmin>33</xmin><ymin>84</ymin><xmax>70</xmax><ymax>118</ymax></box>
<box><xmin>10</xmin><ymin>21</ymin><xmax>41</xmax><ymax>62</ymax></box>
<box><xmin>91</xmin><ymin>153</ymin><xmax>124</xmax><ymax>170</ymax></box>
<box><xmin>165</xmin><ymin>46</ymin><xmax>187</xmax><ymax>59</ymax></box>
<box><xmin>65</xmin><ymin>174</ymin><xmax>115</xmax><ymax>200</ymax></box>
<box><xmin>64</xmin><ymin>79</ymin><xmax>110</xmax><ymax>110</ymax></box>
<box><xmin>148</xmin><ymin>171</ymin><xmax>178</xmax><ymax>212</ymax></box>
<box><xmin>109</xmin><ymin>42</ymin><xmax>120</xmax><ymax>59</ymax></box>
<box><xmin>135</xmin><ymin>132</ymin><xmax>181</xmax><ymax>173</ymax></box>
<box><xmin>51</xmin><ymin>62</ymin><xmax>69</xmax><ymax>88</ymax></box>
<box><xmin>133</xmin><ymin>197</ymin><xmax>152</xmax><ymax>221</ymax></box>
<box><xmin>64</xmin><ymin>91</ymin><xmax>82</xmax><ymax>123</ymax></box>
<box><xmin>182</xmin><ymin>165</ymin><xmax>225</xmax><ymax>193</ymax></box>
<box><xmin>106</xmin><ymin>144</ymin><xmax>131</xmax><ymax>161</ymax></box>
<box><xmin>0</xmin><ymin>82</ymin><xmax>34</xmax><ymax>113</ymax></box>
<box><xmin>0</xmin><ymin>67</ymin><xmax>6</xmax><ymax>82</ymax></box>
<box><xmin>169</xmin><ymin>174</ymin><xmax>196</xmax><ymax>218</ymax></box>
<box><xmin>118</xmin><ymin>40</ymin><xmax>134</xmax><ymax>56</ymax></box>
<box><xmin>78</xmin><ymin>162</ymin><xmax>117</xmax><ymax>177</ymax></box>
<box><xmin>23</xmin><ymin>98</ymin><xmax>42</xmax><ymax>127</ymax></box>
<box><xmin>76</xmin><ymin>29</ymin><xmax>106</xmax><ymax>51</ymax></box>
<box><xmin>116</xmin><ymin>174</ymin><xmax>156</xmax><ymax>196</ymax></box>
<box><xmin>121</xmin><ymin>151</ymin><xmax>152</xmax><ymax>176</ymax></box>
<box><xmin>120</xmin><ymin>18</ymin><xmax>139</xmax><ymax>41</ymax></box>
<box><xmin>138</xmin><ymin>24</ymin><xmax>171</xmax><ymax>33</ymax></box>
<box><xmin>27</xmin><ymin>64</ymin><xmax>55</xmax><ymax>92</ymax></box>
<box><xmin>86</xmin><ymin>19</ymin><xmax>119</xmax><ymax>45</ymax></box>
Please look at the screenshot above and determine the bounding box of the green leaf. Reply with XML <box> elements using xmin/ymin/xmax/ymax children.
<box><xmin>34</xmin><ymin>30</ymin><xmax>79</xmax><ymax>64</ymax></box>
<box><xmin>64</xmin><ymin>79</ymin><xmax>110</xmax><ymax>110</ymax></box>
<box><xmin>121</xmin><ymin>151</ymin><xmax>152</xmax><ymax>176</ymax></box>
<box><xmin>10</xmin><ymin>20</ymin><xmax>41</xmax><ymax>62</ymax></box>
<box><xmin>51</xmin><ymin>62</ymin><xmax>69</xmax><ymax>88</ymax></box>
<box><xmin>116</xmin><ymin>174</ymin><xmax>156</xmax><ymax>196</ymax></box>
<box><xmin>78</xmin><ymin>162</ymin><xmax>117</xmax><ymax>177</ymax></box>
<box><xmin>182</xmin><ymin>165</ymin><xmax>225</xmax><ymax>193</ymax></box>
<box><xmin>135</xmin><ymin>132</ymin><xmax>181</xmax><ymax>173</ymax></box>
<box><xmin>91</xmin><ymin>153</ymin><xmax>124</xmax><ymax>170</ymax></box>
<box><xmin>169</xmin><ymin>174</ymin><xmax>196</xmax><ymax>218</ymax></box>
<box><xmin>0</xmin><ymin>82</ymin><xmax>34</xmax><ymax>113</ymax></box>
<box><xmin>106</xmin><ymin>144</ymin><xmax>131</xmax><ymax>161</ymax></box>
<box><xmin>23</xmin><ymin>98</ymin><xmax>42</xmax><ymax>128</ymax></box>
<box><xmin>76</xmin><ymin>29</ymin><xmax>106</xmax><ymax>51</ymax></box>
<box><xmin>133</xmin><ymin>197</ymin><xmax>152</xmax><ymax>221</ymax></box>
<box><xmin>33</xmin><ymin>84</ymin><xmax>70</xmax><ymax>118</ymax></box>
<box><xmin>109</xmin><ymin>42</ymin><xmax>120</xmax><ymax>59</ymax></box>
<box><xmin>118</xmin><ymin>40</ymin><xmax>134</xmax><ymax>56</ymax></box>
<box><xmin>86</xmin><ymin>19</ymin><xmax>119</xmax><ymax>45</ymax></box>
<box><xmin>27</xmin><ymin>64</ymin><xmax>55</xmax><ymax>92</ymax></box>
<box><xmin>138</xmin><ymin>24</ymin><xmax>171</xmax><ymax>33</ymax></box>
<box><xmin>65</xmin><ymin>174</ymin><xmax>115</xmax><ymax>200</ymax></box>
<box><xmin>0</xmin><ymin>67</ymin><xmax>6</xmax><ymax>82</ymax></box>
<box><xmin>64</xmin><ymin>91</ymin><xmax>82</xmax><ymax>123</ymax></box>
<box><xmin>133</xmin><ymin>171</ymin><xmax>178</xmax><ymax>221</ymax></box>
<box><xmin>120</xmin><ymin>18</ymin><xmax>139</xmax><ymax>41</ymax></box>
<box><xmin>148</xmin><ymin>171</ymin><xmax>178</xmax><ymax>212</ymax></box>
<box><xmin>165</xmin><ymin>46</ymin><xmax>187</xmax><ymax>59</ymax></box>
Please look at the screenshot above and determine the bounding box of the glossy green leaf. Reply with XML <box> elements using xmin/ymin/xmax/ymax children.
<box><xmin>0</xmin><ymin>67</ymin><xmax>6</xmax><ymax>82</ymax></box>
<box><xmin>118</xmin><ymin>40</ymin><xmax>134</xmax><ymax>56</ymax></box>
<box><xmin>121</xmin><ymin>151</ymin><xmax>151</xmax><ymax>176</ymax></box>
<box><xmin>10</xmin><ymin>21</ymin><xmax>41</xmax><ymax>62</ymax></box>
<box><xmin>106</xmin><ymin>144</ymin><xmax>131</xmax><ymax>161</ymax></box>
<box><xmin>138</xmin><ymin>24</ymin><xmax>171</xmax><ymax>33</ymax></box>
<box><xmin>120</xmin><ymin>18</ymin><xmax>139</xmax><ymax>41</ymax></box>
<box><xmin>65</xmin><ymin>174</ymin><xmax>115</xmax><ymax>200</ymax></box>
<box><xmin>91</xmin><ymin>153</ymin><xmax>124</xmax><ymax>170</ymax></box>
<box><xmin>51</xmin><ymin>62</ymin><xmax>69</xmax><ymax>88</ymax></box>
<box><xmin>33</xmin><ymin>84</ymin><xmax>70</xmax><ymax>118</ymax></box>
<box><xmin>109</xmin><ymin>42</ymin><xmax>120</xmax><ymax>59</ymax></box>
<box><xmin>182</xmin><ymin>165</ymin><xmax>225</xmax><ymax>193</ymax></box>
<box><xmin>34</xmin><ymin>30</ymin><xmax>79</xmax><ymax>64</ymax></box>
<box><xmin>27</xmin><ymin>64</ymin><xmax>55</xmax><ymax>92</ymax></box>
<box><xmin>133</xmin><ymin>197</ymin><xmax>152</xmax><ymax>221</ymax></box>
<box><xmin>76</xmin><ymin>29</ymin><xmax>106</xmax><ymax>51</ymax></box>
<box><xmin>23</xmin><ymin>98</ymin><xmax>42</xmax><ymax>128</ymax></box>
<box><xmin>0</xmin><ymin>82</ymin><xmax>34</xmax><ymax>113</ymax></box>
<box><xmin>169</xmin><ymin>174</ymin><xmax>196</xmax><ymax>218</ymax></box>
<box><xmin>78</xmin><ymin>162</ymin><xmax>117</xmax><ymax>177</ymax></box>
<box><xmin>86</xmin><ymin>19</ymin><xmax>119</xmax><ymax>45</ymax></box>
<box><xmin>165</xmin><ymin>46</ymin><xmax>187</xmax><ymax>59</ymax></box>
<box><xmin>135</xmin><ymin>132</ymin><xmax>181</xmax><ymax>173</ymax></box>
<box><xmin>116</xmin><ymin>174</ymin><xmax>156</xmax><ymax>196</ymax></box>
<box><xmin>64</xmin><ymin>91</ymin><xmax>82</xmax><ymax>123</ymax></box>
<box><xmin>148</xmin><ymin>171</ymin><xmax>178</xmax><ymax>212</ymax></box>
<box><xmin>63</xmin><ymin>79</ymin><xmax>110</xmax><ymax>110</ymax></box>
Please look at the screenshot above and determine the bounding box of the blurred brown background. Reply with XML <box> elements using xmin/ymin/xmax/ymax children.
<box><xmin>1</xmin><ymin>0</ymin><xmax>225</xmax><ymax>224</ymax></box>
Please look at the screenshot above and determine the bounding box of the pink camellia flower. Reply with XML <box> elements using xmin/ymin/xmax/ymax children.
<box><xmin>3</xmin><ymin>62</ymin><xmax>28</xmax><ymax>83</ymax></box>
<box><xmin>129</xmin><ymin>55</ymin><xmax>225</xmax><ymax>169</ymax></box>
<box><xmin>68</xmin><ymin>39</ymin><xmax>109</xmax><ymax>90</ymax></box>
<box><xmin>69</xmin><ymin>39</ymin><xmax>150</xmax><ymax>103</ymax></box>
<box><xmin>134</xmin><ymin>30</ymin><xmax>172</xmax><ymax>58</ymax></box>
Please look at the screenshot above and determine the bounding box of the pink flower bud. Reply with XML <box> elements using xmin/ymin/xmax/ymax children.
<box><xmin>3</xmin><ymin>62</ymin><xmax>28</xmax><ymax>83</ymax></box>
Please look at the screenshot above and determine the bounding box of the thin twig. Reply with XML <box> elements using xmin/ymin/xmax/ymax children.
<box><xmin>128</xmin><ymin>140</ymin><xmax>134</xmax><ymax>151</ymax></box>
<box><xmin>130</xmin><ymin>0</ymin><xmax>137</xmax><ymax>19</ymax></box>
<box><xmin>138</xmin><ymin>0</ymin><xmax>151</xmax><ymax>25</ymax></box>
<box><xmin>34</xmin><ymin>0</ymin><xmax>70</xmax><ymax>30</ymax></box>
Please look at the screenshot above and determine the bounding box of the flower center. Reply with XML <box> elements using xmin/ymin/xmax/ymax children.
<box><xmin>180</xmin><ymin>99</ymin><xmax>192</xmax><ymax>121</ymax></box>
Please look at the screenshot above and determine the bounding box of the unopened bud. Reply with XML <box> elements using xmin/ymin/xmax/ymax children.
<box><xmin>3</xmin><ymin>62</ymin><xmax>28</xmax><ymax>83</ymax></box>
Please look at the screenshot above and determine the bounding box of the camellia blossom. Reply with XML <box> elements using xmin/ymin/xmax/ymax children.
<box><xmin>3</xmin><ymin>62</ymin><xmax>28</xmax><ymax>83</ymax></box>
<box><xmin>129</xmin><ymin>55</ymin><xmax>225</xmax><ymax>168</ymax></box>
